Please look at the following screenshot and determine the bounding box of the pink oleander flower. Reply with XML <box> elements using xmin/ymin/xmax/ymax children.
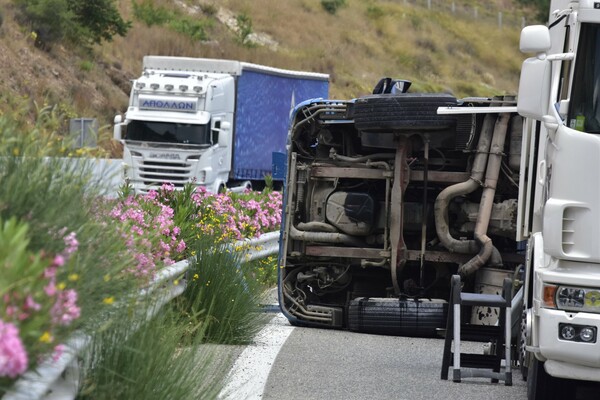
<box><xmin>24</xmin><ymin>296</ymin><xmax>41</xmax><ymax>312</ymax></box>
<box><xmin>63</xmin><ymin>232</ymin><xmax>79</xmax><ymax>256</ymax></box>
<box><xmin>50</xmin><ymin>290</ymin><xmax>80</xmax><ymax>326</ymax></box>
<box><xmin>44</xmin><ymin>281</ymin><xmax>57</xmax><ymax>297</ymax></box>
<box><xmin>145</xmin><ymin>190</ymin><xmax>158</xmax><ymax>201</ymax></box>
<box><xmin>161</xmin><ymin>182</ymin><xmax>175</xmax><ymax>192</ymax></box>
<box><xmin>0</xmin><ymin>320</ymin><xmax>28</xmax><ymax>378</ymax></box>
<box><xmin>52</xmin><ymin>255</ymin><xmax>65</xmax><ymax>268</ymax></box>
<box><xmin>52</xmin><ymin>344</ymin><xmax>65</xmax><ymax>363</ymax></box>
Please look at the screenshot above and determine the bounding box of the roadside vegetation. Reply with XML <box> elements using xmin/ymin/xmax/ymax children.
<box><xmin>0</xmin><ymin>107</ymin><xmax>281</xmax><ymax>396</ymax></box>
<box><xmin>0</xmin><ymin>0</ymin><xmax>549</xmax><ymax>158</ymax></box>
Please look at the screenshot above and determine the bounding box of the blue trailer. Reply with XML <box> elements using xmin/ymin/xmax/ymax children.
<box><xmin>233</xmin><ymin>65</ymin><xmax>330</xmax><ymax>184</ymax></box>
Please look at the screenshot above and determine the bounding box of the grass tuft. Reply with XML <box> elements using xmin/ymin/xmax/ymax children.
<box><xmin>176</xmin><ymin>237</ymin><xmax>268</xmax><ymax>345</ymax></box>
<box><xmin>79</xmin><ymin>302</ymin><xmax>228</xmax><ymax>400</ymax></box>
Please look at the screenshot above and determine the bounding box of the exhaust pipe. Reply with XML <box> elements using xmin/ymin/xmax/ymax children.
<box><xmin>458</xmin><ymin>113</ymin><xmax>511</xmax><ymax>277</ymax></box>
<box><xmin>434</xmin><ymin>114</ymin><xmax>500</xmax><ymax>258</ymax></box>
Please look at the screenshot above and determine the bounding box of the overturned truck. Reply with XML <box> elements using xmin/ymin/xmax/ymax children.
<box><xmin>278</xmin><ymin>80</ymin><xmax>524</xmax><ymax>336</ymax></box>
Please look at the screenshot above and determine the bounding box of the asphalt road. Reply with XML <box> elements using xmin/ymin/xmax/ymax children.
<box><xmin>219</xmin><ymin>312</ymin><xmax>527</xmax><ymax>400</ymax></box>
<box><xmin>261</xmin><ymin>317</ymin><xmax>527</xmax><ymax>400</ymax></box>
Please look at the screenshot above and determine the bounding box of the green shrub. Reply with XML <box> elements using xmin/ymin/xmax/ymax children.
<box><xmin>14</xmin><ymin>0</ymin><xmax>130</xmax><ymax>47</ymax></box>
<box><xmin>14</xmin><ymin>0</ymin><xmax>73</xmax><ymax>45</ymax></box>
<box><xmin>236</xmin><ymin>12</ymin><xmax>253</xmax><ymax>46</ymax></box>
<box><xmin>321</xmin><ymin>0</ymin><xmax>346</xmax><ymax>15</ymax></box>
<box><xmin>169</xmin><ymin>17</ymin><xmax>208</xmax><ymax>41</ymax></box>
<box><xmin>79</xmin><ymin>60</ymin><xmax>94</xmax><ymax>71</ymax></box>
<box><xmin>199</xmin><ymin>3</ymin><xmax>218</xmax><ymax>17</ymax></box>
<box><xmin>131</xmin><ymin>0</ymin><xmax>171</xmax><ymax>27</ymax></box>
<box><xmin>68</xmin><ymin>0</ymin><xmax>131</xmax><ymax>45</ymax></box>
<box><xmin>366</xmin><ymin>5</ymin><xmax>384</xmax><ymax>20</ymax></box>
<box><xmin>131</xmin><ymin>1</ymin><xmax>211</xmax><ymax>41</ymax></box>
<box><xmin>0</xmin><ymin>110</ymin><xmax>139</xmax><ymax>386</ymax></box>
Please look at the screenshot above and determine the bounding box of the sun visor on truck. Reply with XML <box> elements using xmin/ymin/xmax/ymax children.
<box><xmin>578</xmin><ymin>0</ymin><xmax>600</xmax><ymax>22</ymax></box>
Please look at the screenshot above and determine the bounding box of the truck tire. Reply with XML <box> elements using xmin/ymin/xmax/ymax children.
<box><xmin>347</xmin><ymin>297</ymin><xmax>447</xmax><ymax>337</ymax></box>
<box><xmin>353</xmin><ymin>93</ymin><xmax>458</xmax><ymax>132</ymax></box>
<box><xmin>527</xmin><ymin>357</ymin><xmax>573</xmax><ymax>400</ymax></box>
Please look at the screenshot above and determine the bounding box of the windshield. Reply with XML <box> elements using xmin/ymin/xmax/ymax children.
<box><xmin>569</xmin><ymin>23</ymin><xmax>600</xmax><ymax>133</ymax></box>
<box><xmin>126</xmin><ymin>120</ymin><xmax>211</xmax><ymax>146</ymax></box>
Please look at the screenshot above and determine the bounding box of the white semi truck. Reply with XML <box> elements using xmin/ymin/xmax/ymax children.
<box><xmin>114</xmin><ymin>56</ymin><xmax>329</xmax><ymax>194</ymax></box>
<box><xmin>277</xmin><ymin>1</ymin><xmax>600</xmax><ymax>397</ymax></box>
<box><xmin>517</xmin><ymin>0</ymin><xmax>600</xmax><ymax>398</ymax></box>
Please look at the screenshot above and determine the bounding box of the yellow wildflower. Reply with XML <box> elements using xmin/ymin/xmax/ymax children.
<box><xmin>57</xmin><ymin>282</ymin><xmax>66</xmax><ymax>290</ymax></box>
<box><xmin>103</xmin><ymin>297</ymin><xmax>115</xmax><ymax>305</ymax></box>
<box><xmin>39</xmin><ymin>331</ymin><xmax>53</xmax><ymax>343</ymax></box>
<box><xmin>68</xmin><ymin>273</ymin><xmax>79</xmax><ymax>282</ymax></box>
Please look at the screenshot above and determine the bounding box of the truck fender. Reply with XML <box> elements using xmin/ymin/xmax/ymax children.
<box><xmin>212</xmin><ymin>179</ymin><xmax>226</xmax><ymax>194</ymax></box>
<box><xmin>525</xmin><ymin>232</ymin><xmax>545</xmax><ymax>356</ymax></box>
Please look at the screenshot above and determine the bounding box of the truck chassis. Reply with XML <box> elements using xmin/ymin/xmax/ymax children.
<box><xmin>279</xmin><ymin>88</ymin><xmax>524</xmax><ymax>336</ymax></box>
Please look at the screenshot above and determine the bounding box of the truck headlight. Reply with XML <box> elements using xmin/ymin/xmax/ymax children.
<box><xmin>543</xmin><ymin>284</ymin><xmax>600</xmax><ymax>313</ymax></box>
<box><xmin>557</xmin><ymin>287</ymin><xmax>585</xmax><ymax>309</ymax></box>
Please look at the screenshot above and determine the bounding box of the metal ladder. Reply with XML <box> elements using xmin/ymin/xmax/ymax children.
<box><xmin>440</xmin><ymin>274</ymin><xmax>513</xmax><ymax>386</ymax></box>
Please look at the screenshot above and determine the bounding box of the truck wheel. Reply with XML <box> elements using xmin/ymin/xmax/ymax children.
<box><xmin>527</xmin><ymin>357</ymin><xmax>573</xmax><ymax>400</ymax></box>
<box><xmin>352</xmin><ymin>93</ymin><xmax>458</xmax><ymax>132</ymax></box>
<box><xmin>347</xmin><ymin>297</ymin><xmax>447</xmax><ymax>337</ymax></box>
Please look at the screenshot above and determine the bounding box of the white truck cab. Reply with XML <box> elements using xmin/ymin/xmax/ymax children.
<box><xmin>517</xmin><ymin>1</ymin><xmax>600</xmax><ymax>397</ymax></box>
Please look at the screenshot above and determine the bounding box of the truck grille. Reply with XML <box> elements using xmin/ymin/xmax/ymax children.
<box><xmin>136</xmin><ymin>159</ymin><xmax>193</xmax><ymax>190</ymax></box>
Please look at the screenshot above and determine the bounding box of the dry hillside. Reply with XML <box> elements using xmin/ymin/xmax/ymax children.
<box><xmin>0</xmin><ymin>0</ymin><xmax>536</xmax><ymax>154</ymax></box>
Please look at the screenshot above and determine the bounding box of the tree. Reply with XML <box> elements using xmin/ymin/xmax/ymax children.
<box><xmin>13</xmin><ymin>0</ymin><xmax>130</xmax><ymax>48</ymax></box>
<box><xmin>68</xmin><ymin>0</ymin><xmax>131</xmax><ymax>45</ymax></box>
<box><xmin>14</xmin><ymin>0</ymin><xmax>75</xmax><ymax>45</ymax></box>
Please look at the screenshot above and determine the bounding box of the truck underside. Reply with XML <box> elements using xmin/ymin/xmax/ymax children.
<box><xmin>279</xmin><ymin>91</ymin><xmax>525</xmax><ymax>336</ymax></box>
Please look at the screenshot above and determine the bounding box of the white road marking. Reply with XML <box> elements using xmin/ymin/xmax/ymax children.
<box><xmin>218</xmin><ymin>313</ymin><xmax>295</xmax><ymax>400</ymax></box>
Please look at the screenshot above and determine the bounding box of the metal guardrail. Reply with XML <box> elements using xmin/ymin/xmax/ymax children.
<box><xmin>2</xmin><ymin>232</ymin><xmax>280</xmax><ymax>400</ymax></box>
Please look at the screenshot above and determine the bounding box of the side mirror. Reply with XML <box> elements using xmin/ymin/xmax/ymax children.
<box><xmin>218</xmin><ymin>121</ymin><xmax>231</xmax><ymax>148</ymax></box>
<box><xmin>517</xmin><ymin>57</ymin><xmax>551</xmax><ymax>120</ymax></box>
<box><xmin>113</xmin><ymin>115</ymin><xmax>123</xmax><ymax>141</ymax></box>
<box><xmin>519</xmin><ymin>25</ymin><xmax>551</xmax><ymax>55</ymax></box>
